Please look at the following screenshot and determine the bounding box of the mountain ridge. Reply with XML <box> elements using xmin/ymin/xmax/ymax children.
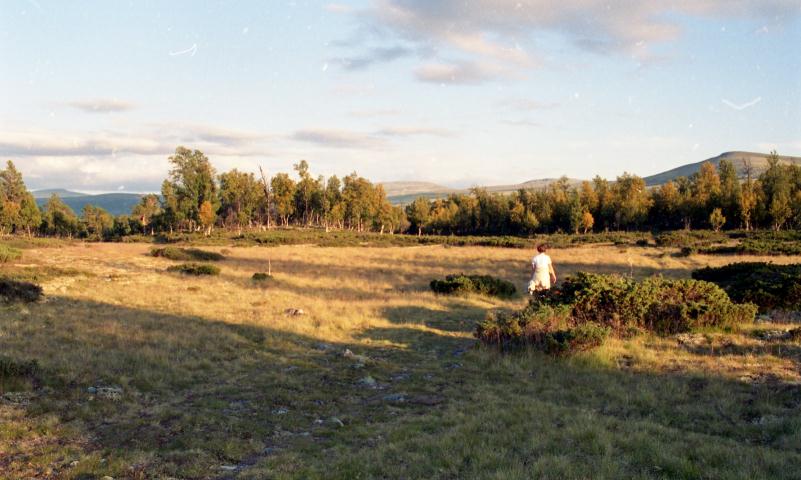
<box><xmin>32</xmin><ymin>150</ymin><xmax>801</xmax><ymax>210</ymax></box>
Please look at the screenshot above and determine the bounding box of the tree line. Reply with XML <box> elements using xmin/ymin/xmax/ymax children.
<box><xmin>3</xmin><ymin>148</ymin><xmax>801</xmax><ymax>239</ymax></box>
<box><xmin>406</xmin><ymin>151</ymin><xmax>801</xmax><ymax>235</ymax></box>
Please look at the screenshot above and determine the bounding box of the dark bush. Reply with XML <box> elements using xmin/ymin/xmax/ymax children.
<box><xmin>0</xmin><ymin>244</ymin><xmax>22</xmax><ymax>263</ymax></box>
<box><xmin>692</xmin><ymin>262</ymin><xmax>801</xmax><ymax>312</ymax></box>
<box><xmin>0</xmin><ymin>356</ymin><xmax>39</xmax><ymax>379</ymax></box>
<box><xmin>151</xmin><ymin>247</ymin><xmax>225</xmax><ymax>262</ymax></box>
<box><xmin>430</xmin><ymin>274</ymin><xmax>516</xmax><ymax>298</ymax></box>
<box><xmin>476</xmin><ymin>272</ymin><xmax>755</xmax><ymax>354</ymax></box>
<box><xmin>166</xmin><ymin>263</ymin><xmax>221</xmax><ymax>276</ymax></box>
<box><xmin>0</xmin><ymin>279</ymin><xmax>43</xmax><ymax>303</ymax></box>
<box><xmin>654</xmin><ymin>231</ymin><xmax>728</xmax><ymax>248</ymax></box>
<box><xmin>724</xmin><ymin>239</ymin><xmax>801</xmax><ymax>256</ymax></box>
<box><xmin>252</xmin><ymin>272</ymin><xmax>273</xmax><ymax>282</ymax></box>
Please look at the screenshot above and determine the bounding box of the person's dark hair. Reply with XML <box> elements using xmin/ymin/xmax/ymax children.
<box><xmin>537</xmin><ymin>243</ymin><xmax>548</xmax><ymax>253</ymax></box>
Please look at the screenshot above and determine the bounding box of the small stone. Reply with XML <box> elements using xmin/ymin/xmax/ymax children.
<box><xmin>343</xmin><ymin>349</ymin><xmax>369</xmax><ymax>365</ymax></box>
<box><xmin>410</xmin><ymin>395</ymin><xmax>445</xmax><ymax>406</ymax></box>
<box><xmin>329</xmin><ymin>416</ymin><xmax>345</xmax><ymax>427</ymax></box>
<box><xmin>272</xmin><ymin>407</ymin><xmax>289</xmax><ymax>415</ymax></box>
<box><xmin>87</xmin><ymin>387</ymin><xmax>98</xmax><ymax>394</ymax></box>
<box><xmin>69</xmin><ymin>460</ymin><xmax>79</xmax><ymax>468</ymax></box>
<box><xmin>219</xmin><ymin>465</ymin><xmax>238</xmax><ymax>471</ymax></box>
<box><xmin>753</xmin><ymin>329</ymin><xmax>790</xmax><ymax>342</ymax></box>
<box><xmin>383</xmin><ymin>393</ymin><xmax>406</xmax><ymax>403</ymax></box>
<box><xmin>101</xmin><ymin>476</ymin><xmax>114</xmax><ymax>480</ymax></box>
<box><xmin>391</xmin><ymin>372</ymin><xmax>411</xmax><ymax>382</ymax></box>
<box><xmin>358</xmin><ymin>376</ymin><xmax>378</xmax><ymax>388</ymax></box>
<box><xmin>314</xmin><ymin>342</ymin><xmax>333</xmax><ymax>351</ymax></box>
<box><xmin>675</xmin><ymin>333</ymin><xmax>708</xmax><ymax>347</ymax></box>
<box><xmin>284</xmin><ymin>308</ymin><xmax>305</xmax><ymax>316</ymax></box>
<box><xmin>96</xmin><ymin>387</ymin><xmax>123</xmax><ymax>401</ymax></box>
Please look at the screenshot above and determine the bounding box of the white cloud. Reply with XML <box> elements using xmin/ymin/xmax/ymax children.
<box><xmin>66</xmin><ymin>98</ymin><xmax>136</xmax><ymax>113</ymax></box>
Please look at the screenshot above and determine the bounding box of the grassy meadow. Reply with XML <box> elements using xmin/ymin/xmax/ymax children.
<box><xmin>2</xmin><ymin>239</ymin><xmax>801</xmax><ymax>479</ymax></box>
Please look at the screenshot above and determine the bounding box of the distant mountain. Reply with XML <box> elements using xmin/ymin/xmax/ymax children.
<box><xmin>483</xmin><ymin>178</ymin><xmax>583</xmax><ymax>193</ymax></box>
<box><xmin>643</xmin><ymin>151</ymin><xmax>801</xmax><ymax>186</ymax></box>
<box><xmin>385</xmin><ymin>178</ymin><xmax>583</xmax><ymax>205</ymax></box>
<box><xmin>32</xmin><ymin>188</ymin><xmax>87</xmax><ymax>199</ymax></box>
<box><xmin>34</xmin><ymin>192</ymin><xmax>144</xmax><ymax>216</ymax></box>
<box><xmin>379</xmin><ymin>181</ymin><xmax>454</xmax><ymax>197</ymax></box>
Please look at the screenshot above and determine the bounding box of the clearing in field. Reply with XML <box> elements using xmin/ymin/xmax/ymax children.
<box><xmin>2</xmin><ymin>242</ymin><xmax>801</xmax><ymax>479</ymax></box>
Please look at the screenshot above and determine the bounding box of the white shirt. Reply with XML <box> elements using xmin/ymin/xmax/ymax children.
<box><xmin>532</xmin><ymin>253</ymin><xmax>552</xmax><ymax>272</ymax></box>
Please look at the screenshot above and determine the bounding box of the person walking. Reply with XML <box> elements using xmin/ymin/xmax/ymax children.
<box><xmin>528</xmin><ymin>243</ymin><xmax>557</xmax><ymax>294</ymax></box>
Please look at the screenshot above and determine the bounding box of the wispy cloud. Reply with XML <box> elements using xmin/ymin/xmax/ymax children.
<box><xmin>290</xmin><ymin>125</ymin><xmax>455</xmax><ymax>148</ymax></box>
<box><xmin>498</xmin><ymin>98</ymin><xmax>559</xmax><ymax>111</ymax></box>
<box><xmin>375</xmin><ymin>126</ymin><xmax>453</xmax><ymax>137</ymax></box>
<box><xmin>338</xmin><ymin>0</ymin><xmax>801</xmax><ymax>82</ymax></box>
<box><xmin>348</xmin><ymin>108</ymin><xmax>401</xmax><ymax>118</ymax></box>
<box><xmin>334</xmin><ymin>45</ymin><xmax>415</xmax><ymax>70</ymax></box>
<box><xmin>0</xmin><ymin>124</ymin><xmax>276</xmax><ymax>159</ymax></box>
<box><xmin>66</xmin><ymin>98</ymin><xmax>136</xmax><ymax>113</ymax></box>
<box><xmin>414</xmin><ymin>61</ymin><xmax>505</xmax><ymax>84</ymax></box>
<box><xmin>0</xmin><ymin>131</ymin><xmax>167</xmax><ymax>157</ymax></box>
<box><xmin>501</xmin><ymin>119</ymin><xmax>542</xmax><ymax>127</ymax></box>
<box><xmin>290</xmin><ymin>129</ymin><xmax>386</xmax><ymax>150</ymax></box>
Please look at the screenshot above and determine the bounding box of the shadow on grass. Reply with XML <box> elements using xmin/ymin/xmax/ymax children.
<box><xmin>2</xmin><ymin>294</ymin><xmax>801</xmax><ymax>479</ymax></box>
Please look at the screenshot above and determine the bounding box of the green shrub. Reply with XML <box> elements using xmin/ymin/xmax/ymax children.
<box><xmin>554</xmin><ymin>272</ymin><xmax>755</xmax><ymax>334</ymax></box>
<box><xmin>252</xmin><ymin>272</ymin><xmax>272</xmax><ymax>282</ymax></box>
<box><xmin>151</xmin><ymin>247</ymin><xmax>225</xmax><ymax>261</ymax></box>
<box><xmin>476</xmin><ymin>272</ymin><xmax>755</xmax><ymax>353</ymax></box>
<box><xmin>692</xmin><ymin>262</ymin><xmax>801</xmax><ymax>311</ymax></box>
<box><xmin>166</xmin><ymin>263</ymin><xmax>221</xmax><ymax>276</ymax></box>
<box><xmin>430</xmin><ymin>274</ymin><xmax>516</xmax><ymax>298</ymax></box>
<box><xmin>0</xmin><ymin>244</ymin><xmax>22</xmax><ymax>263</ymax></box>
<box><xmin>0</xmin><ymin>279</ymin><xmax>43</xmax><ymax>303</ymax></box>
<box><xmin>544</xmin><ymin>323</ymin><xmax>611</xmax><ymax>356</ymax></box>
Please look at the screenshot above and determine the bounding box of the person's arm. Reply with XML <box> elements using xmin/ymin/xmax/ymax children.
<box><xmin>549</xmin><ymin>262</ymin><xmax>557</xmax><ymax>283</ymax></box>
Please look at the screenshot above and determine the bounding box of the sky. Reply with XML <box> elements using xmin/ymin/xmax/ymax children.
<box><xmin>1</xmin><ymin>0</ymin><xmax>800</xmax><ymax>193</ymax></box>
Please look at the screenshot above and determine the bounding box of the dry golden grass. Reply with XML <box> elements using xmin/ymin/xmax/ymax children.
<box><xmin>1</xmin><ymin>241</ymin><xmax>801</xmax><ymax>479</ymax></box>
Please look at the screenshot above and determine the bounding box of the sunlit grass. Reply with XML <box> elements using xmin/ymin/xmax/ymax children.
<box><xmin>1</xmin><ymin>240</ymin><xmax>800</xmax><ymax>478</ymax></box>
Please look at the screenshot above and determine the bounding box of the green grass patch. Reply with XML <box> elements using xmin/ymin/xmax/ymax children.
<box><xmin>0</xmin><ymin>244</ymin><xmax>22</xmax><ymax>263</ymax></box>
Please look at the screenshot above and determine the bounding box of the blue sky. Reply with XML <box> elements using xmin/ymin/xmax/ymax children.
<box><xmin>1</xmin><ymin>0</ymin><xmax>800</xmax><ymax>192</ymax></box>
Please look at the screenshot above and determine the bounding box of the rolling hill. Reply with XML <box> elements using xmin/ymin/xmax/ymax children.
<box><xmin>33</xmin><ymin>191</ymin><xmax>145</xmax><ymax>216</ymax></box>
<box><xmin>382</xmin><ymin>178</ymin><xmax>583</xmax><ymax>205</ymax></box>
<box><xmin>643</xmin><ymin>151</ymin><xmax>801</xmax><ymax>186</ymax></box>
<box><xmin>31</xmin><ymin>188</ymin><xmax>87</xmax><ymax>199</ymax></box>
